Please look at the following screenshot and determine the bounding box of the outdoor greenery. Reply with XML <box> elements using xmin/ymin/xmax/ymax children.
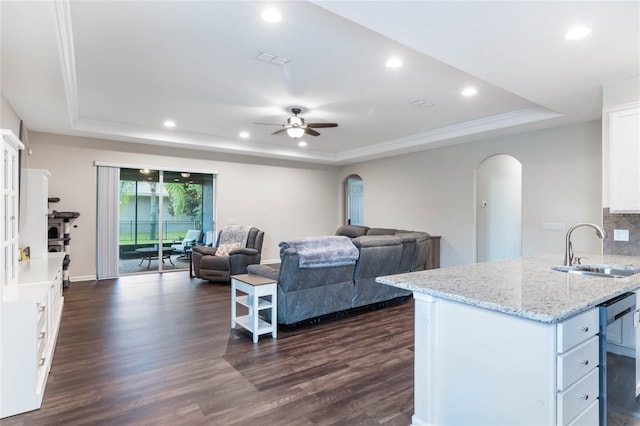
<box><xmin>165</xmin><ymin>183</ymin><xmax>202</xmax><ymax>220</ymax></box>
<box><xmin>118</xmin><ymin>180</ymin><xmax>203</xmax><ymax>248</ymax></box>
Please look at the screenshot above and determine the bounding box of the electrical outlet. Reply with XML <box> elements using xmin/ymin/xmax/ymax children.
<box><xmin>614</xmin><ymin>229</ymin><xmax>630</xmax><ymax>242</ymax></box>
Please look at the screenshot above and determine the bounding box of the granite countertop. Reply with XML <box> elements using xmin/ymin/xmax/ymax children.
<box><xmin>376</xmin><ymin>254</ymin><xmax>640</xmax><ymax>323</ymax></box>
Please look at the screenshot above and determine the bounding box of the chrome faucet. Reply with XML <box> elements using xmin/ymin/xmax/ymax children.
<box><xmin>563</xmin><ymin>223</ymin><xmax>606</xmax><ymax>266</ymax></box>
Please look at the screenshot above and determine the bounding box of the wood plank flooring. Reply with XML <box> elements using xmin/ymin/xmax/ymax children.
<box><xmin>2</xmin><ymin>271</ymin><xmax>640</xmax><ymax>425</ymax></box>
<box><xmin>2</xmin><ymin>272</ymin><xmax>414</xmax><ymax>425</ymax></box>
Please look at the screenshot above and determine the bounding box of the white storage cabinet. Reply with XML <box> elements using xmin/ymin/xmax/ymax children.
<box><xmin>1</xmin><ymin>253</ymin><xmax>65</xmax><ymax>418</ymax></box>
<box><xmin>607</xmin><ymin>103</ymin><xmax>640</xmax><ymax>213</ymax></box>
<box><xmin>412</xmin><ymin>294</ymin><xmax>600</xmax><ymax>425</ymax></box>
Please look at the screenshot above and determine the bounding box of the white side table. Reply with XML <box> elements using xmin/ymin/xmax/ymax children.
<box><xmin>231</xmin><ymin>274</ymin><xmax>277</xmax><ymax>343</ymax></box>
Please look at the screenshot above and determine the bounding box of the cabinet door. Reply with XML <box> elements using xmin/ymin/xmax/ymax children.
<box><xmin>633</xmin><ymin>308</ymin><xmax>640</xmax><ymax>397</ymax></box>
<box><xmin>609</xmin><ymin>106</ymin><xmax>640</xmax><ymax>213</ymax></box>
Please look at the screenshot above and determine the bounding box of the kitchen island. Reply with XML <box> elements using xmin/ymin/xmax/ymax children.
<box><xmin>377</xmin><ymin>254</ymin><xmax>640</xmax><ymax>426</ymax></box>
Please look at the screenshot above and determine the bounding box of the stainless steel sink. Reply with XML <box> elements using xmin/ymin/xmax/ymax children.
<box><xmin>552</xmin><ymin>264</ymin><xmax>640</xmax><ymax>278</ymax></box>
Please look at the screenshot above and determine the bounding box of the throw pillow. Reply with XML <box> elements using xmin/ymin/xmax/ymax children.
<box><xmin>215</xmin><ymin>242</ymin><xmax>242</xmax><ymax>257</ymax></box>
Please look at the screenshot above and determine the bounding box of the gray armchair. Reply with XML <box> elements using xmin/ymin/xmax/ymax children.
<box><xmin>191</xmin><ymin>227</ymin><xmax>264</xmax><ymax>283</ymax></box>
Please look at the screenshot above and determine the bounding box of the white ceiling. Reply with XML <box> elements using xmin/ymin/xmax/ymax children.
<box><xmin>1</xmin><ymin>1</ymin><xmax>638</xmax><ymax>165</ymax></box>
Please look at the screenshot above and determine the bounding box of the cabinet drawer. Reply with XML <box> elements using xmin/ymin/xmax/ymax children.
<box><xmin>557</xmin><ymin>368</ymin><xmax>599</xmax><ymax>426</ymax></box>
<box><xmin>36</xmin><ymin>302</ymin><xmax>47</xmax><ymax>332</ymax></box>
<box><xmin>567</xmin><ymin>399</ymin><xmax>599</xmax><ymax>426</ymax></box>
<box><xmin>557</xmin><ymin>309</ymin><xmax>599</xmax><ymax>352</ymax></box>
<box><xmin>557</xmin><ymin>335</ymin><xmax>599</xmax><ymax>391</ymax></box>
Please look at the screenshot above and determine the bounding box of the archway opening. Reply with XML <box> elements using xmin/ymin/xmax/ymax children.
<box><xmin>343</xmin><ymin>175</ymin><xmax>364</xmax><ymax>225</ymax></box>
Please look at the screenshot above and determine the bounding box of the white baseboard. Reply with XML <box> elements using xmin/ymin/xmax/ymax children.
<box><xmin>262</xmin><ymin>258</ymin><xmax>280</xmax><ymax>265</ymax></box>
<box><xmin>70</xmin><ymin>275</ymin><xmax>97</xmax><ymax>283</ymax></box>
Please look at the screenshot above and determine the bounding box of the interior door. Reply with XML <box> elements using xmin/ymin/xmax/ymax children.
<box><xmin>347</xmin><ymin>176</ymin><xmax>363</xmax><ymax>225</ymax></box>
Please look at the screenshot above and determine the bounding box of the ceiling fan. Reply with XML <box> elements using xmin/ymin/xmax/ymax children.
<box><xmin>254</xmin><ymin>108</ymin><xmax>338</xmax><ymax>138</ymax></box>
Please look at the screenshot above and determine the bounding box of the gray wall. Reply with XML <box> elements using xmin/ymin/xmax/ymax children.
<box><xmin>24</xmin><ymin>132</ymin><xmax>342</xmax><ymax>280</ymax></box>
<box><xmin>340</xmin><ymin>121</ymin><xmax>603</xmax><ymax>267</ymax></box>
<box><xmin>4</xmin><ymin>89</ymin><xmax>605</xmax><ymax>276</ymax></box>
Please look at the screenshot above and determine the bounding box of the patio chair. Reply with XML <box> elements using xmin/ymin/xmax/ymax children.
<box><xmin>171</xmin><ymin>229</ymin><xmax>202</xmax><ymax>259</ymax></box>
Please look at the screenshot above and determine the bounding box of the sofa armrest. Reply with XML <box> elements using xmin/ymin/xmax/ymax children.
<box><xmin>247</xmin><ymin>264</ymin><xmax>279</xmax><ymax>281</ymax></box>
<box><xmin>192</xmin><ymin>246</ymin><xmax>217</xmax><ymax>256</ymax></box>
<box><xmin>229</xmin><ymin>247</ymin><xmax>259</xmax><ymax>257</ymax></box>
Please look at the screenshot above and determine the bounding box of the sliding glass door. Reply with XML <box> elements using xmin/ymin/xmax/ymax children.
<box><xmin>117</xmin><ymin>168</ymin><xmax>215</xmax><ymax>275</ymax></box>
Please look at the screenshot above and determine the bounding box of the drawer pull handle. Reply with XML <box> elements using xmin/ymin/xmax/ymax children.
<box><xmin>39</xmin><ymin>358</ymin><xmax>46</xmax><ymax>366</ymax></box>
<box><xmin>39</xmin><ymin>332</ymin><xmax>46</xmax><ymax>339</ymax></box>
<box><xmin>579</xmin><ymin>394</ymin><xmax>589</xmax><ymax>400</ymax></box>
<box><xmin>580</xmin><ymin>326</ymin><xmax>589</xmax><ymax>332</ymax></box>
<box><xmin>580</xmin><ymin>359</ymin><xmax>589</xmax><ymax>365</ymax></box>
<box><xmin>38</xmin><ymin>306</ymin><xmax>46</xmax><ymax>312</ymax></box>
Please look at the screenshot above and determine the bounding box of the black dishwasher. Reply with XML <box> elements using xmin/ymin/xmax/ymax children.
<box><xmin>599</xmin><ymin>291</ymin><xmax>637</xmax><ymax>425</ymax></box>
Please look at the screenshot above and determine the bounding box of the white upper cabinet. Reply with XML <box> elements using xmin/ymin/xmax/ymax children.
<box><xmin>608</xmin><ymin>104</ymin><xmax>640</xmax><ymax>213</ymax></box>
<box><xmin>1</xmin><ymin>129</ymin><xmax>24</xmax><ymax>300</ymax></box>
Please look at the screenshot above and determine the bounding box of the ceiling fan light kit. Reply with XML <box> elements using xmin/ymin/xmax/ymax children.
<box><xmin>286</xmin><ymin>127</ymin><xmax>305</xmax><ymax>138</ymax></box>
<box><xmin>255</xmin><ymin>107</ymin><xmax>339</xmax><ymax>139</ymax></box>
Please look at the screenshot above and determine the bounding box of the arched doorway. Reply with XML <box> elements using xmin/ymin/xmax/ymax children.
<box><xmin>343</xmin><ymin>174</ymin><xmax>364</xmax><ymax>225</ymax></box>
<box><xmin>476</xmin><ymin>155</ymin><xmax>522</xmax><ymax>262</ymax></box>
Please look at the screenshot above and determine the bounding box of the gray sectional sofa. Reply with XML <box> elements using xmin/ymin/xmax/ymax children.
<box><xmin>248</xmin><ymin>225</ymin><xmax>440</xmax><ymax>325</ymax></box>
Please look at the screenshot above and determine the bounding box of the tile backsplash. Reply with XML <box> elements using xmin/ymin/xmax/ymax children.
<box><xmin>603</xmin><ymin>208</ymin><xmax>640</xmax><ymax>255</ymax></box>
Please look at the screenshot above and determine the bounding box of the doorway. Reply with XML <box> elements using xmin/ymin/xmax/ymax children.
<box><xmin>118</xmin><ymin>168</ymin><xmax>215</xmax><ymax>275</ymax></box>
<box><xmin>476</xmin><ymin>155</ymin><xmax>522</xmax><ymax>262</ymax></box>
<box><xmin>344</xmin><ymin>175</ymin><xmax>364</xmax><ymax>225</ymax></box>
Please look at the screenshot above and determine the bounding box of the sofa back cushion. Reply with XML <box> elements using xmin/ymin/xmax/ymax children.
<box><xmin>278</xmin><ymin>248</ymin><xmax>356</xmax><ymax>292</ymax></box>
<box><xmin>352</xmin><ymin>235</ymin><xmax>403</xmax><ymax>279</ymax></box>
<box><xmin>366</xmin><ymin>227</ymin><xmax>397</xmax><ymax>236</ymax></box>
<box><xmin>335</xmin><ymin>225</ymin><xmax>369</xmax><ymax>239</ymax></box>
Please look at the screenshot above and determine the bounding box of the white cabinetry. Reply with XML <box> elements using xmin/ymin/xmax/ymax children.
<box><xmin>0</xmin><ymin>253</ymin><xmax>64</xmax><ymax>418</ymax></box>
<box><xmin>19</xmin><ymin>169</ymin><xmax>50</xmax><ymax>259</ymax></box>
<box><xmin>1</xmin><ymin>132</ymin><xmax>64</xmax><ymax>419</ymax></box>
<box><xmin>1</xmin><ymin>129</ymin><xmax>24</xmax><ymax>299</ymax></box>
<box><xmin>607</xmin><ymin>103</ymin><xmax>640</xmax><ymax>213</ymax></box>
<box><xmin>413</xmin><ymin>294</ymin><xmax>599</xmax><ymax>425</ymax></box>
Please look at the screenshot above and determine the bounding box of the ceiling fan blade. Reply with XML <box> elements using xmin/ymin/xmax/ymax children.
<box><xmin>253</xmin><ymin>122</ymin><xmax>284</xmax><ymax>126</ymax></box>
<box><xmin>304</xmin><ymin>128</ymin><xmax>321</xmax><ymax>136</ymax></box>
<box><xmin>306</xmin><ymin>123</ymin><xmax>338</xmax><ymax>128</ymax></box>
<box><xmin>271</xmin><ymin>128</ymin><xmax>289</xmax><ymax>135</ymax></box>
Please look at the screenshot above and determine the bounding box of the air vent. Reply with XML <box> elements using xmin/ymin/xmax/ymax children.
<box><xmin>410</xmin><ymin>99</ymin><xmax>434</xmax><ymax>108</ymax></box>
<box><xmin>256</xmin><ymin>51</ymin><xmax>290</xmax><ymax>67</ymax></box>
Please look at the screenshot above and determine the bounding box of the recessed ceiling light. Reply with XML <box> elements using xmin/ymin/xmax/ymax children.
<box><xmin>163</xmin><ymin>120</ymin><xmax>176</xmax><ymax>128</ymax></box>
<box><xmin>461</xmin><ymin>87</ymin><xmax>478</xmax><ymax>97</ymax></box>
<box><xmin>564</xmin><ymin>26</ymin><xmax>592</xmax><ymax>40</ymax></box>
<box><xmin>298</xmin><ymin>141</ymin><xmax>307</xmax><ymax>148</ymax></box>
<box><xmin>239</xmin><ymin>131</ymin><xmax>250</xmax><ymax>139</ymax></box>
<box><xmin>262</xmin><ymin>9</ymin><xmax>282</xmax><ymax>23</ymax></box>
<box><xmin>385</xmin><ymin>57</ymin><xmax>403</xmax><ymax>68</ymax></box>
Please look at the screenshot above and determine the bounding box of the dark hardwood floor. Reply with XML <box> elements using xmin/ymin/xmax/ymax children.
<box><xmin>3</xmin><ymin>271</ymin><xmax>640</xmax><ymax>425</ymax></box>
<box><xmin>2</xmin><ymin>272</ymin><xmax>414</xmax><ymax>425</ymax></box>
